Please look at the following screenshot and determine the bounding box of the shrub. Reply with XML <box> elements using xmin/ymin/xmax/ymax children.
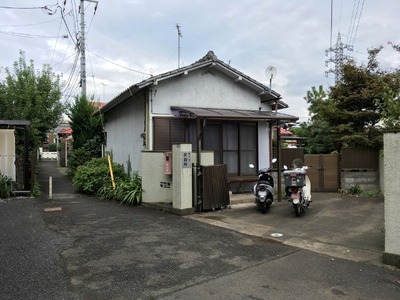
<box><xmin>99</xmin><ymin>171</ymin><xmax>142</xmax><ymax>205</ymax></box>
<box><xmin>0</xmin><ymin>172</ymin><xmax>13</xmax><ymax>198</ymax></box>
<box><xmin>72</xmin><ymin>157</ymin><xmax>127</xmax><ymax>194</ymax></box>
<box><xmin>48</xmin><ymin>143</ymin><xmax>58</xmax><ymax>152</ymax></box>
<box><xmin>67</xmin><ymin>148</ymin><xmax>92</xmax><ymax>177</ymax></box>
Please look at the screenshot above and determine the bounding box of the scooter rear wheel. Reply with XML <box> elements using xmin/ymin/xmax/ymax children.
<box><xmin>261</xmin><ymin>202</ymin><xmax>268</xmax><ymax>214</ymax></box>
<box><xmin>293</xmin><ymin>203</ymin><xmax>305</xmax><ymax>217</ymax></box>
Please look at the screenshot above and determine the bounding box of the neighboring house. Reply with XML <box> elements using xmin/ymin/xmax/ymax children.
<box><xmin>99</xmin><ymin>51</ymin><xmax>298</xmax><ymax>179</ymax></box>
<box><xmin>0</xmin><ymin>120</ymin><xmax>30</xmax><ymax>191</ymax></box>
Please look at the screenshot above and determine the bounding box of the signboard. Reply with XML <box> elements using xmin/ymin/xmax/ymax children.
<box><xmin>182</xmin><ymin>152</ymin><xmax>191</xmax><ymax>168</ymax></box>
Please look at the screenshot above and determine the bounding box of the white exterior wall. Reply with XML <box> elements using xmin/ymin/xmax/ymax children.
<box><xmin>0</xmin><ymin>129</ymin><xmax>16</xmax><ymax>180</ymax></box>
<box><xmin>141</xmin><ymin>150</ymin><xmax>214</xmax><ymax>204</ymax></box>
<box><xmin>383</xmin><ymin>132</ymin><xmax>400</xmax><ymax>265</ymax></box>
<box><xmin>150</xmin><ymin>69</ymin><xmax>271</xmax><ymax>116</ymax></box>
<box><xmin>104</xmin><ymin>98</ymin><xmax>145</xmax><ymax>173</ymax></box>
<box><xmin>105</xmin><ymin>67</ymin><xmax>276</xmax><ymax>182</ymax></box>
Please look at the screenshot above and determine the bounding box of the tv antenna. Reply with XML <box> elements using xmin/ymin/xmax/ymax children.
<box><xmin>176</xmin><ymin>23</ymin><xmax>182</xmax><ymax>68</ymax></box>
<box><xmin>265</xmin><ymin>66</ymin><xmax>278</xmax><ymax>113</ymax></box>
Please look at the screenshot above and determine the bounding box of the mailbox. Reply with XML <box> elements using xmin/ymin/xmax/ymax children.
<box><xmin>164</xmin><ymin>152</ymin><xmax>172</xmax><ymax>175</ymax></box>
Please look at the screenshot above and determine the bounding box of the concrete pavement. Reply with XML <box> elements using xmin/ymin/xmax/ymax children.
<box><xmin>188</xmin><ymin>191</ymin><xmax>385</xmax><ymax>266</ymax></box>
<box><xmin>0</xmin><ymin>159</ymin><xmax>399</xmax><ymax>300</ymax></box>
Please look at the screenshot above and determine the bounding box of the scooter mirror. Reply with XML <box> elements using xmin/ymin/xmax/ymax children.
<box><xmin>271</xmin><ymin>158</ymin><xmax>277</xmax><ymax>164</ymax></box>
<box><xmin>283</xmin><ymin>165</ymin><xmax>288</xmax><ymax>170</ymax></box>
<box><xmin>249</xmin><ymin>164</ymin><xmax>255</xmax><ymax>169</ymax></box>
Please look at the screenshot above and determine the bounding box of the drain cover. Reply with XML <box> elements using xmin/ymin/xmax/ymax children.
<box><xmin>270</xmin><ymin>233</ymin><xmax>283</xmax><ymax>237</ymax></box>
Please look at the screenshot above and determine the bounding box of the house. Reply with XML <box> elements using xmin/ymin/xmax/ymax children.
<box><xmin>0</xmin><ymin>120</ymin><xmax>31</xmax><ymax>191</ymax></box>
<box><xmin>99</xmin><ymin>51</ymin><xmax>298</xmax><ymax>210</ymax></box>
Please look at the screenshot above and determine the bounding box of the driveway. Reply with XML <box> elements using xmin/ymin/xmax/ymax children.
<box><xmin>187</xmin><ymin>192</ymin><xmax>385</xmax><ymax>265</ymax></box>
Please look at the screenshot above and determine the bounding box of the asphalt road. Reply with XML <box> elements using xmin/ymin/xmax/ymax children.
<box><xmin>0</xmin><ymin>160</ymin><xmax>399</xmax><ymax>299</ymax></box>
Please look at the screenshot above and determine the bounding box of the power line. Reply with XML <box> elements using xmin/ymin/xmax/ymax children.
<box><xmin>0</xmin><ymin>17</ymin><xmax>62</xmax><ymax>28</ymax></box>
<box><xmin>50</xmin><ymin>18</ymin><xmax>64</xmax><ymax>65</ymax></box>
<box><xmin>0</xmin><ymin>30</ymin><xmax>67</xmax><ymax>39</ymax></box>
<box><xmin>0</xmin><ymin>4</ymin><xmax>58</xmax><ymax>10</ymax></box>
<box><xmin>86</xmin><ymin>49</ymin><xmax>152</xmax><ymax>76</ymax></box>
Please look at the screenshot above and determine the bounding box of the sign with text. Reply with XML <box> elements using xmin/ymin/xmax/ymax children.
<box><xmin>182</xmin><ymin>152</ymin><xmax>192</xmax><ymax>168</ymax></box>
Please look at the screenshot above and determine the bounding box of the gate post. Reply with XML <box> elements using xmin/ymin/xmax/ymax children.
<box><xmin>383</xmin><ymin>132</ymin><xmax>400</xmax><ymax>267</ymax></box>
<box><xmin>172</xmin><ymin>143</ymin><xmax>193</xmax><ymax>210</ymax></box>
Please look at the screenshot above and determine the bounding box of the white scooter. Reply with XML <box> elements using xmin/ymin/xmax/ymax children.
<box><xmin>283</xmin><ymin>161</ymin><xmax>312</xmax><ymax>217</ymax></box>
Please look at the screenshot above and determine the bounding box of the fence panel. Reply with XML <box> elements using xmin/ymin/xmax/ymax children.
<box><xmin>273</xmin><ymin>148</ymin><xmax>304</xmax><ymax>168</ymax></box>
<box><xmin>341</xmin><ymin>148</ymin><xmax>379</xmax><ymax>170</ymax></box>
<box><xmin>201</xmin><ymin>164</ymin><xmax>230</xmax><ymax>211</ymax></box>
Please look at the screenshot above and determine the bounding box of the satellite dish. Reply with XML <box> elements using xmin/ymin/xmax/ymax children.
<box><xmin>265</xmin><ymin>66</ymin><xmax>277</xmax><ymax>80</ymax></box>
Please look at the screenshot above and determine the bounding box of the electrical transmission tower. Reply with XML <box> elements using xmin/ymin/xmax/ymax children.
<box><xmin>325</xmin><ymin>32</ymin><xmax>353</xmax><ymax>83</ymax></box>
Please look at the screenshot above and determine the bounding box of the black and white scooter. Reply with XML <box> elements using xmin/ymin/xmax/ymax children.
<box><xmin>283</xmin><ymin>160</ymin><xmax>312</xmax><ymax>217</ymax></box>
<box><xmin>249</xmin><ymin>158</ymin><xmax>276</xmax><ymax>214</ymax></box>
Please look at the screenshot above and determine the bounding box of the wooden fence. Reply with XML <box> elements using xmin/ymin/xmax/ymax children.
<box><xmin>341</xmin><ymin>148</ymin><xmax>379</xmax><ymax>171</ymax></box>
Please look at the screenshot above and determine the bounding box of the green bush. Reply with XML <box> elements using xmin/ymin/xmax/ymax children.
<box><xmin>48</xmin><ymin>143</ymin><xmax>58</xmax><ymax>152</ymax></box>
<box><xmin>99</xmin><ymin>171</ymin><xmax>142</xmax><ymax>205</ymax></box>
<box><xmin>72</xmin><ymin>157</ymin><xmax>127</xmax><ymax>194</ymax></box>
<box><xmin>67</xmin><ymin>148</ymin><xmax>92</xmax><ymax>177</ymax></box>
<box><xmin>0</xmin><ymin>172</ymin><xmax>13</xmax><ymax>198</ymax></box>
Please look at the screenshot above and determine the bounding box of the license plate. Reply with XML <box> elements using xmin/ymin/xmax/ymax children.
<box><xmin>291</xmin><ymin>193</ymin><xmax>300</xmax><ymax>199</ymax></box>
<box><xmin>259</xmin><ymin>190</ymin><xmax>267</xmax><ymax>197</ymax></box>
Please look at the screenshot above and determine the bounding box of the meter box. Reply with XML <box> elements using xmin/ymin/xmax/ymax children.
<box><xmin>283</xmin><ymin>169</ymin><xmax>306</xmax><ymax>187</ymax></box>
<box><xmin>164</xmin><ymin>152</ymin><xmax>172</xmax><ymax>175</ymax></box>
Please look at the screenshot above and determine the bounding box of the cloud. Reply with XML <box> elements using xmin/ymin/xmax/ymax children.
<box><xmin>1</xmin><ymin>0</ymin><xmax>399</xmax><ymax>121</ymax></box>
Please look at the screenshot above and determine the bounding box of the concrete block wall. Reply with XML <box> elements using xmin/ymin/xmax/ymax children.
<box><xmin>341</xmin><ymin>171</ymin><xmax>380</xmax><ymax>192</ymax></box>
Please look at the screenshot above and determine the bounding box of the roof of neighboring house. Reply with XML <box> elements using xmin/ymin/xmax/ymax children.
<box><xmin>280</xmin><ymin>127</ymin><xmax>293</xmax><ymax>135</ymax></box>
<box><xmin>91</xmin><ymin>101</ymin><xmax>107</xmax><ymax>109</ymax></box>
<box><xmin>59</xmin><ymin>128</ymin><xmax>72</xmax><ymax>134</ymax></box>
<box><xmin>99</xmin><ymin>51</ymin><xmax>289</xmax><ymax>115</ymax></box>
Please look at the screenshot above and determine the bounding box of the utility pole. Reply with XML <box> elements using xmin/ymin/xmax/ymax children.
<box><xmin>80</xmin><ymin>0</ymin><xmax>98</xmax><ymax>97</ymax></box>
<box><xmin>80</xmin><ymin>0</ymin><xmax>86</xmax><ymax>97</ymax></box>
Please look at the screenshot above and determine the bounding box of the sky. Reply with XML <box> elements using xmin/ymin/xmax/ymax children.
<box><xmin>1</xmin><ymin>0</ymin><xmax>399</xmax><ymax>122</ymax></box>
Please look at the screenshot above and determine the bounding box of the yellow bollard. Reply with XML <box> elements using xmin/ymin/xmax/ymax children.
<box><xmin>107</xmin><ymin>155</ymin><xmax>116</xmax><ymax>190</ymax></box>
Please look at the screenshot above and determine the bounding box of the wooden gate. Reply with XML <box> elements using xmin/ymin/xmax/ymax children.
<box><xmin>199</xmin><ymin>164</ymin><xmax>230</xmax><ymax>211</ymax></box>
<box><xmin>304</xmin><ymin>154</ymin><xmax>339</xmax><ymax>192</ymax></box>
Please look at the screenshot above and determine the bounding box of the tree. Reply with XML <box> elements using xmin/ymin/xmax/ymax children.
<box><xmin>376</xmin><ymin>45</ymin><xmax>400</xmax><ymax>129</ymax></box>
<box><xmin>296</xmin><ymin>85</ymin><xmax>336</xmax><ymax>154</ymax></box>
<box><xmin>67</xmin><ymin>95</ymin><xmax>104</xmax><ymax>156</ymax></box>
<box><xmin>0</xmin><ymin>51</ymin><xmax>64</xmax><ymax>147</ymax></box>
<box><xmin>300</xmin><ymin>45</ymin><xmax>400</xmax><ymax>152</ymax></box>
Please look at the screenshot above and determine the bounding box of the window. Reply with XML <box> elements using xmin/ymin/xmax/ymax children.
<box><xmin>203</xmin><ymin>122</ymin><xmax>257</xmax><ymax>176</ymax></box>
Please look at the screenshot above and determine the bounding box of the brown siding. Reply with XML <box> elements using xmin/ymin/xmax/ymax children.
<box><xmin>341</xmin><ymin>148</ymin><xmax>379</xmax><ymax>170</ymax></box>
<box><xmin>153</xmin><ymin>118</ymin><xmax>185</xmax><ymax>151</ymax></box>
